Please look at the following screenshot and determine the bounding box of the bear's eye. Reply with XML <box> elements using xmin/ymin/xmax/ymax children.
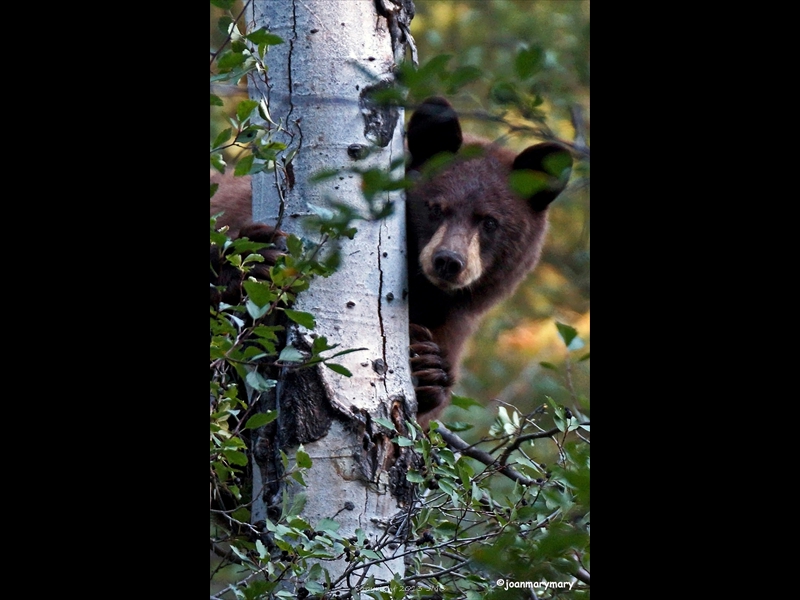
<box><xmin>483</xmin><ymin>216</ymin><xmax>498</xmax><ymax>233</ymax></box>
<box><xmin>429</xmin><ymin>203</ymin><xmax>443</xmax><ymax>220</ymax></box>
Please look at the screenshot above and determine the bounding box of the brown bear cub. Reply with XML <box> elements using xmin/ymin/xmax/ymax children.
<box><xmin>210</xmin><ymin>97</ymin><xmax>572</xmax><ymax>428</ymax></box>
<box><xmin>405</xmin><ymin>97</ymin><xmax>572</xmax><ymax>426</ymax></box>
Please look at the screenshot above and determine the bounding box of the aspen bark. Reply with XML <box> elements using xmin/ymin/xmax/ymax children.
<box><xmin>246</xmin><ymin>0</ymin><xmax>415</xmax><ymax>585</ymax></box>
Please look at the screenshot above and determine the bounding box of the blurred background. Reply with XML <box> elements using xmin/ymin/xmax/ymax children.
<box><xmin>210</xmin><ymin>0</ymin><xmax>590</xmax><ymax>438</ymax></box>
<box><xmin>408</xmin><ymin>1</ymin><xmax>590</xmax><ymax>436</ymax></box>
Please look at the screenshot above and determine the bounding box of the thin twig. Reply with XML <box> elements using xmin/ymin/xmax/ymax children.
<box><xmin>437</xmin><ymin>425</ymin><xmax>537</xmax><ymax>487</ymax></box>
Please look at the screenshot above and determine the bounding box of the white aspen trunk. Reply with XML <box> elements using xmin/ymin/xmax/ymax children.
<box><xmin>246</xmin><ymin>0</ymin><xmax>415</xmax><ymax>588</ymax></box>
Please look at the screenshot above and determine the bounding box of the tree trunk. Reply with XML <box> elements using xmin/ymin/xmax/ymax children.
<box><xmin>246</xmin><ymin>0</ymin><xmax>415</xmax><ymax>586</ymax></box>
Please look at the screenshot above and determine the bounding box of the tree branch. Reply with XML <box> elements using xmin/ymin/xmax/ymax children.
<box><xmin>436</xmin><ymin>425</ymin><xmax>537</xmax><ymax>487</ymax></box>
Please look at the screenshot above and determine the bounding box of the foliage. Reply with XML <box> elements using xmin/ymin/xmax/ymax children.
<box><xmin>212</xmin><ymin>321</ymin><xmax>590</xmax><ymax>600</ymax></box>
<box><xmin>396</xmin><ymin>329</ymin><xmax>589</xmax><ymax>600</ymax></box>
<box><xmin>210</xmin><ymin>1</ymin><xmax>589</xmax><ymax>598</ymax></box>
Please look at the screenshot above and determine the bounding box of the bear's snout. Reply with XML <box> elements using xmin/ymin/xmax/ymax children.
<box><xmin>433</xmin><ymin>249</ymin><xmax>465</xmax><ymax>280</ymax></box>
<box><xmin>419</xmin><ymin>225</ymin><xmax>483</xmax><ymax>291</ymax></box>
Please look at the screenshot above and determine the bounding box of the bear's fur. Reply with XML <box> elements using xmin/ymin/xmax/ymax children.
<box><xmin>210</xmin><ymin>171</ymin><xmax>285</xmax><ymax>306</ymax></box>
<box><xmin>210</xmin><ymin>96</ymin><xmax>572</xmax><ymax>428</ymax></box>
<box><xmin>405</xmin><ymin>97</ymin><xmax>572</xmax><ymax>426</ymax></box>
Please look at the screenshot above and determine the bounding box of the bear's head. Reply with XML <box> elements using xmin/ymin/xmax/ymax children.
<box><xmin>405</xmin><ymin>97</ymin><xmax>573</xmax><ymax>300</ymax></box>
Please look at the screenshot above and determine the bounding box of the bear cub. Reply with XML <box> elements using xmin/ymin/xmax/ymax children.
<box><xmin>404</xmin><ymin>97</ymin><xmax>572</xmax><ymax>426</ymax></box>
<box><xmin>210</xmin><ymin>97</ymin><xmax>572</xmax><ymax>428</ymax></box>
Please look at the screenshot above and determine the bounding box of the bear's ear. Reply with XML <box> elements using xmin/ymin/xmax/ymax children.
<box><xmin>512</xmin><ymin>142</ymin><xmax>573</xmax><ymax>211</ymax></box>
<box><xmin>407</xmin><ymin>96</ymin><xmax>463</xmax><ymax>170</ymax></box>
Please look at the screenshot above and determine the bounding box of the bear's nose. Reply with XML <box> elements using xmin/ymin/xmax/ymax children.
<box><xmin>433</xmin><ymin>250</ymin><xmax>465</xmax><ymax>280</ymax></box>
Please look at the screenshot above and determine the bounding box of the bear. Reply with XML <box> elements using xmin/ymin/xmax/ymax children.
<box><xmin>210</xmin><ymin>171</ymin><xmax>285</xmax><ymax>306</ymax></box>
<box><xmin>210</xmin><ymin>96</ymin><xmax>572</xmax><ymax>428</ymax></box>
<box><xmin>404</xmin><ymin>97</ymin><xmax>572</xmax><ymax>427</ymax></box>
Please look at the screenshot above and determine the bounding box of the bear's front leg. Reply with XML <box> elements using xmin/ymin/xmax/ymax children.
<box><xmin>409</xmin><ymin>323</ymin><xmax>453</xmax><ymax>418</ymax></box>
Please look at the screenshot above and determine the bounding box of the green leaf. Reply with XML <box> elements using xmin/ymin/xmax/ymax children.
<box><xmin>245</xmin><ymin>27</ymin><xmax>284</xmax><ymax>46</ymax></box>
<box><xmin>555</xmin><ymin>322</ymin><xmax>578</xmax><ymax>348</ymax></box>
<box><xmin>286</xmin><ymin>234</ymin><xmax>303</xmax><ymax>257</ymax></box>
<box><xmin>311</xmin><ymin>336</ymin><xmax>335</xmax><ymax>355</ymax></box>
<box><xmin>355</xmin><ymin>529</ymin><xmax>368</xmax><ymax>546</ymax></box>
<box><xmin>373</xmin><ymin>417</ymin><xmax>396</xmax><ymax>431</ymax></box>
<box><xmin>305</xmin><ymin>580</ymin><xmax>325</xmax><ymax>595</ymax></box>
<box><xmin>254</xmin><ymin>539</ymin><xmax>268</xmax><ymax>560</ymax></box>
<box><xmin>258</xmin><ymin>99</ymin><xmax>277</xmax><ymax>125</ymax></box>
<box><xmin>490</xmin><ymin>81</ymin><xmax>519</xmax><ymax>105</ymax></box>
<box><xmin>444</xmin><ymin>421</ymin><xmax>473</xmax><ymax>432</ymax></box>
<box><xmin>252</xmin><ymin>325</ymin><xmax>282</xmax><ymax>340</ymax></box>
<box><xmin>242</xmin><ymin>280</ymin><xmax>273</xmax><ymax>307</ymax></box>
<box><xmin>212</xmin><ymin>126</ymin><xmax>232</xmax><ymax>149</ymax></box>
<box><xmin>450</xmin><ymin>395</ymin><xmax>482</xmax><ymax>410</ymax></box>
<box><xmin>325</xmin><ymin>363</ymin><xmax>352</xmax><ymax>377</ymax></box>
<box><xmin>286</xmin><ymin>492</ymin><xmax>307</xmax><ymax>518</ymax></box>
<box><xmin>328</xmin><ymin>348</ymin><xmax>368</xmax><ymax>363</ymax></box>
<box><xmin>222</xmin><ymin>449</ymin><xmax>248</xmax><ymax>466</ymax></box>
<box><xmin>216</xmin><ymin>50</ymin><xmax>246</xmax><ymax>72</ymax></box>
<box><xmin>471</xmin><ymin>482</ymin><xmax>483</xmax><ymax>503</ymax></box>
<box><xmin>306</xmin><ymin>203</ymin><xmax>335</xmax><ymax>221</ymax></box>
<box><xmin>448</xmin><ymin>65</ymin><xmax>482</xmax><ymax>91</ymax></box>
<box><xmin>216</xmin><ymin>16</ymin><xmax>233</xmax><ymax>35</ymax></box>
<box><xmin>245</xmin><ymin>410</ymin><xmax>278</xmax><ymax>429</ymax></box>
<box><xmin>437</xmin><ymin>478</ymin><xmax>459</xmax><ymax>506</ymax></box>
<box><xmin>246</xmin><ymin>298</ymin><xmax>270</xmax><ymax>320</ymax></box>
<box><xmin>210</xmin><ymin>182</ymin><xmax>219</xmax><ymax>198</ymax></box>
<box><xmin>210</xmin><ymin>60</ymin><xmax>255</xmax><ymax>84</ymax></box>
<box><xmin>235</xmin><ymin>127</ymin><xmax>260</xmax><ymax>144</ymax></box>
<box><xmin>543</xmin><ymin>150</ymin><xmax>574</xmax><ymax>179</ymax></box>
<box><xmin>309</xmin><ymin>168</ymin><xmax>341</xmax><ymax>183</ymax></box>
<box><xmin>555</xmin><ymin>321</ymin><xmax>584</xmax><ymax>351</ymax></box>
<box><xmin>514</xmin><ymin>45</ymin><xmax>543</xmax><ymax>79</ymax></box>
<box><xmin>210</xmin><ymin>153</ymin><xmax>226</xmax><ymax>173</ymax></box>
<box><xmin>232</xmin><ymin>506</ymin><xmax>250</xmax><ymax>523</ymax></box>
<box><xmin>291</xmin><ymin>470</ymin><xmax>307</xmax><ymax>487</ymax></box>
<box><xmin>419</xmin><ymin>53</ymin><xmax>453</xmax><ymax>77</ymax></box>
<box><xmin>296</xmin><ymin>446</ymin><xmax>313</xmax><ymax>469</ymax></box>
<box><xmin>509</xmin><ymin>170</ymin><xmax>548</xmax><ymax>197</ymax></box>
<box><xmin>245</xmin><ymin>370</ymin><xmax>277</xmax><ymax>392</ymax></box>
<box><xmin>236</xmin><ymin>99</ymin><xmax>260</xmax><ymax>123</ymax></box>
<box><xmin>406</xmin><ymin>471</ymin><xmax>424</xmax><ymax>483</ymax></box>
<box><xmin>579</xmin><ymin>352</ymin><xmax>591</xmax><ymax>362</ymax></box>
<box><xmin>285</xmin><ymin>309</ymin><xmax>315</xmax><ymax>329</ymax></box>
<box><xmin>457</xmin><ymin>459</ymin><xmax>475</xmax><ymax>487</ymax></box>
<box><xmin>551</xmin><ymin>402</ymin><xmax>565</xmax><ymax>419</ymax></box>
<box><xmin>316</xmin><ymin>518</ymin><xmax>340</xmax><ymax>534</ymax></box>
<box><xmin>229</xmin><ymin>545</ymin><xmax>250</xmax><ymax>564</ymax></box>
<box><xmin>210</xmin><ymin>0</ymin><xmax>234</xmax><ymax>9</ymax></box>
<box><xmin>234</xmin><ymin>154</ymin><xmax>255</xmax><ymax>176</ymax></box>
<box><xmin>278</xmin><ymin>345</ymin><xmax>305</xmax><ymax>363</ymax></box>
<box><xmin>210</xmin><ymin>94</ymin><xmax>224</xmax><ymax>107</ymax></box>
<box><xmin>539</xmin><ymin>361</ymin><xmax>558</xmax><ymax>371</ymax></box>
